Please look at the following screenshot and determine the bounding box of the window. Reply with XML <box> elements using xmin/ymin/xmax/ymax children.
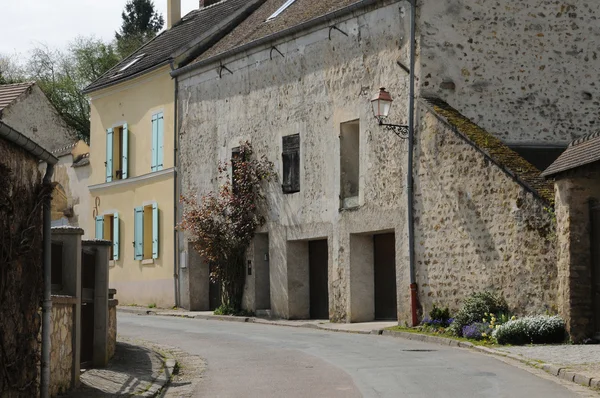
<box><xmin>340</xmin><ymin>120</ymin><xmax>360</xmax><ymax>208</ymax></box>
<box><xmin>95</xmin><ymin>212</ymin><xmax>120</xmax><ymax>260</ymax></box>
<box><xmin>151</xmin><ymin>112</ymin><xmax>164</xmax><ymax>172</ymax></box>
<box><xmin>119</xmin><ymin>54</ymin><xmax>145</xmax><ymax>72</ymax></box>
<box><xmin>282</xmin><ymin>134</ymin><xmax>300</xmax><ymax>194</ymax></box>
<box><xmin>106</xmin><ymin>124</ymin><xmax>129</xmax><ymax>182</ymax></box>
<box><xmin>134</xmin><ymin>203</ymin><xmax>159</xmax><ymax>261</ymax></box>
<box><xmin>266</xmin><ymin>0</ymin><xmax>296</xmax><ymax>21</ymax></box>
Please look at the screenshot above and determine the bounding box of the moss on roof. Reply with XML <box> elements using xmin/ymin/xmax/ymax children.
<box><xmin>423</xmin><ymin>97</ymin><xmax>554</xmax><ymax>204</ymax></box>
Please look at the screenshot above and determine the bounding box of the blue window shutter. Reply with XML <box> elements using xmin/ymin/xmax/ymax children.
<box><xmin>95</xmin><ymin>215</ymin><xmax>104</xmax><ymax>239</ymax></box>
<box><xmin>152</xmin><ymin>203</ymin><xmax>159</xmax><ymax>259</ymax></box>
<box><xmin>134</xmin><ymin>207</ymin><xmax>144</xmax><ymax>260</ymax></box>
<box><xmin>106</xmin><ymin>128</ymin><xmax>113</xmax><ymax>182</ymax></box>
<box><xmin>122</xmin><ymin>123</ymin><xmax>129</xmax><ymax>179</ymax></box>
<box><xmin>151</xmin><ymin>115</ymin><xmax>158</xmax><ymax>172</ymax></box>
<box><xmin>113</xmin><ymin>212</ymin><xmax>119</xmax><ymax>260</ymax></box>
<box><xmin>157</xmin><ymin>113</ymin><xmax>164</xmax><ymax>171</ymax></box>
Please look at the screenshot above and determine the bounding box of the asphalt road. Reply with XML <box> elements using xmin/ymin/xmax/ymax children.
<box><xmin>118</xmin><ymin>313</ymin><xmax>592</xmax><ymax>398</ymax></box>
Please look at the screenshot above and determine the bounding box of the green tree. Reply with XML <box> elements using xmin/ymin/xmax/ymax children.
<box><xmin>27</xmin><ymin>37</ymin><xmax>120</xmax><ymax>140</ymax></box>
<box><xmin>115</xmin><ymin>0</ymin><xmax>164</xmax><ymax>57</ymax></box>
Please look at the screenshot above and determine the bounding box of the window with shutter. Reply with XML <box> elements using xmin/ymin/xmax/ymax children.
<box><xmin>95</xmin><ymin>215</ymin><xmax>104</xmax><ymax>239</ymax></box>
<box><xmin>134</xmin><ymin>207</ymin><xmax>144</xmax><ymax>260</ymax></box>
<box><xmin>152</xmin><ymin>203</ymin><xmax>159</xmax><ymax>259</ymax></box>
<box><xmin>122</xmin><ymin>124</ymin><xmax>129</xmax><ymax>179</ymax></box>
<box><xmin>106</xmin><ymin>129</ymin><xmax>113</xmax><ymax>182</ymax></box>
<box><xmin>112</xmin><ymin>212</ymin><xmax>120</xmax><ymax>260</ymax></box>
<box><xmin>282</xmin><ymin>134</ymin><xmax>300</xmax><ymax>194</ymax></box>
<box><xmin>151</xmin><ymin>113</ymin><xmax>164</xmax><ymax>172</ymax></box>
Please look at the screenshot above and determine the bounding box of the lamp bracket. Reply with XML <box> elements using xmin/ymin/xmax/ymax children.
<box><xmin>379</xmin><ymin>121</ymin><xmax>409</xmax><ymax>139</ymax></box>
<box><xmin>329</xmin><ymin>25</ymin><xmax>349</xmax><ymax>40</ymax></box>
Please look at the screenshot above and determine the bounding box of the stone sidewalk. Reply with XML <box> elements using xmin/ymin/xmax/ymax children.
<box><xmin>119</xmin><ymin>305</ymin><xmax>600</xmax><ymax>392</ymax></box>
<box><xmin>63</xmin><ymin>339</ymin><xmax>175</xmax><ymax>397</ymax></box>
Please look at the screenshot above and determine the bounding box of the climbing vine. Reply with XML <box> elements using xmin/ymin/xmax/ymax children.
<box><xmin>179</xmin><ymin>141</ymin><xmax>274</xmax><ymax>312</ymax></box>
<box><xmin>0</xmin><ymin>157</ymin><xmax>51</xmax><ymax>397</ymax></box>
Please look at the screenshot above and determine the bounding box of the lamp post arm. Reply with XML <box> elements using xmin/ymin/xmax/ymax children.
<box><xmin>378</xmin><ymin>120</ymin><xmax>409</xmax><ymax>139</ymax></box>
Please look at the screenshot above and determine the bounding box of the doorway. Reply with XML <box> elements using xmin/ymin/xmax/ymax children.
<box><xmin>208</xmin><ymin>263</ymin><xmax>221</xmax><ymax>311</ymax></box>
<box><xmin>591</xmin><ymin>202</ymin><xmax>600</xmax><ymax>337</ymax></box>
<box><xmin>374</xmin><ymin>233</ymin><xmax>397</xmax><ymax>320</ymax></box>
<box><xmin>309</xmin><ymin>240</ymin><xmax>329</xmax><ymax>319</ymax></box>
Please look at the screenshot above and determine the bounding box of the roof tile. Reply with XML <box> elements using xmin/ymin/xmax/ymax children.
<box><xmin>85</xmin><ymin>0</ymin><xmax>257</xmax><ymax>93</ymax></box>
<box><xmin>0</xmin><ymin>82</ymin><xmax>35</xmax><ymax>112</ymax></box>
<box><xmin>541</xmin><ymin>132</ymin><xmax>600</xmax><ymax>177</ymax></box>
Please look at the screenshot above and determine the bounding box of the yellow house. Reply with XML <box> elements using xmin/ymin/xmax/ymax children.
<box><xmin>84</xmin><ymin>0</ymin><xmax>264</xmax><ymax>307</ymax></box>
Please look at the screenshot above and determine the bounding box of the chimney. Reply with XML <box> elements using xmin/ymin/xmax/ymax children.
<box><xmin>167</xmin><ymin>0</ymin><xmax>181</xmax><ymax>29</ymax></box>
<box><xmin>199</xmin><ymin>0</ymin><xmax>221</xmax><ymax>7</ymax></box>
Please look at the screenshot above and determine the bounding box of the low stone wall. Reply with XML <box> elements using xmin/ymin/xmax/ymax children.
<box><xmin>50</xmin><ymin>296</ymin><xmax>76</xmax><ymax>397</ymax></box>
<box><xmin>108</xmin><ymin>299</ymin><xmax>118</xmax><ymax>360</ymax></box>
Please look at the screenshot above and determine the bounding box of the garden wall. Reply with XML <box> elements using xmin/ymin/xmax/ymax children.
<box><xmin>49</xmin><ymin>296</ymin><xmax>76</xmax><ymax>397</ymax></box>
<box><xmin>411</xmin><ymin>99</ymin><xmax>557</xmax><ymax>318</ymax></box>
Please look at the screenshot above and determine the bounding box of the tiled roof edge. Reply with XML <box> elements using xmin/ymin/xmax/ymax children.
<box><xmin>421</xmin><ymin>97</ymin><xmax>555</xmax><ymax>205</ymax></box>
<box><xmin>568</xmin><ymin>130</ymin><xmax>600</xmax><ymax>147</ymax></box>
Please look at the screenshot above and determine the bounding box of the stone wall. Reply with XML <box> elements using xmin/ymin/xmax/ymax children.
<box><xmin>108</xmin><ymin>300</ymin><xmax>118</xmax><ymax>359</ymax></box>
<box><xmin>554</xmin><ymin>165</ymin><xmax>600</xmax><ymax>341</ymax></box>
<box><xmin>1</xmin><ymin>84</ymin><xmax>76</xmax><ymax>152</ymax></box>
<box><xmin>50</xmin><ymin>297</ymin><xmax>76</xmax><ymax>397</ymax></box>
<box><xmin>412</xmin><ymin>103</ymin><xmax>558</xmax><ymax>318</ymax></box>
<box><xmin>178</xmin><ymin>1</ymin><xmax>411</xmax><ymax>320</ymax></box>
<box><xmin>419</xmin><ymin>0</ymin><xmax>600</xmax><ymax>146</ymax></box>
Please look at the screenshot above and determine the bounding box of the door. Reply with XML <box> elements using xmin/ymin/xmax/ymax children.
<box><xmin>309</xmin><ymin>240</ymin><xmax>329</xmax><ymax>319</ymax></box>
<box><xmin>591</xmin><ymin>202</ymin><xmax>600</xmax><ymax>336</ymax></box>
<box><xmin>374</xmin><ymin>233</ymin><xmax>397</xmax><ymax>320</ymax></box>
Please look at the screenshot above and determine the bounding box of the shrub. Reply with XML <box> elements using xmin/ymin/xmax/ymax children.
<box><xmin>462</xmin><ymin>322</ymin><xmax>488</xmax><ymax>340</ymax></box>
<box><xmin>449</xmin><ymin>292</ymin><xmax>509</xmax><ymax>336</ymax></box>
<box><xmin>430</xmin><ymin>305</ymin><xmax>451</xmax><ymax>325</ymax></box>
<box><xmin>493</xmin><ymin>315</ymin><xmax>566</xmax><ymax>345</ymax></box>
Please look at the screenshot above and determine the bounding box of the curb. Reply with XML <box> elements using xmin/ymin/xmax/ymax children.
<box><xmin>142</xmin><ymin>354</ymin><xmax>177</xmax><ymax>397</ymax></box>
<box><xmin>119</xmin><ymin>307</ymin><xmax>600</xmax><ymax>391</ymax></box>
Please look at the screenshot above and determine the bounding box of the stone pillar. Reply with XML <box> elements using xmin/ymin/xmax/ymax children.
<box><xmin>287</xmin><ymin>240</ymin><xmax>310</xmax><ymax>319</ymax></box>
<box><xmin>51</xmin><ymin>227</ymin><xmax>83</xmax><ymax>386</ymax></box>
<box><xmin>349</xmin><ymin>234</ymin><xmax>375</xmax><ymax>322</ymax></box>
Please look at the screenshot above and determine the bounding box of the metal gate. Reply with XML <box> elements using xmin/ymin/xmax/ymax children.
<box><xmin>590</xmin><ymin>202</ymin><xmax>600</xmax><ymax>338</ymax></box>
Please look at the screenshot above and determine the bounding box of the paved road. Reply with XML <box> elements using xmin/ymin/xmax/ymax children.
<box><xmin>118</xmin><ymin>313</ymin><xmax>591</xmax><ymax>398</ymax></box>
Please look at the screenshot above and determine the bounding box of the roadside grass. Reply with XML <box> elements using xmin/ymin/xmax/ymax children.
<box><xmin>385</xmin><ymin>325</ymin><xmax>500</xmax><ymax>347</ymax></box>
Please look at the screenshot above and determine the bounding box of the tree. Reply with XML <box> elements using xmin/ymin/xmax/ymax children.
<box><xmin>27</xmin><ymin>37</ymin><xmax>120</xmax><ymax>140</ymax></box>
<box><xmin>0</xmin><ymin>54</ymin><xmax>25</xmax><ymax>84</ymax></box>
<box><xmin>180</xmin><ymin>142</ymin><xmax>275</xmax><ymax>312</ymax></box>
<box><xmin>115</xmin><ymin>0</ymin><xmax>164</xmax><ymax>57</ymax></box>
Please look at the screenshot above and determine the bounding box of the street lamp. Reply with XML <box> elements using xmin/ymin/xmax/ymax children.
<box><xmin>371</xmin><ymin>87</ymin><xmax>409</xmax><ymax>139</ymax></box>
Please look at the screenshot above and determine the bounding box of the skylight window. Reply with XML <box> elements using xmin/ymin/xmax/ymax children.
<box><xmin>118</xmin><ymin>54</ymin><xmax>145</xmax><ymax>72</ymax></box>
<box><xmin>266</xmin><ymin>0</ymin><xmax>296</xmax><ymax>21</ymax></box>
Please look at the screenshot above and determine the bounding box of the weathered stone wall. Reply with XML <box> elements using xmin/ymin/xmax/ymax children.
<box><xmin>0</xmin><ymin>138</ymin><xmax>44</xmax><ymax>397</ymax></box>
<box><xmin>554</xmin><ymin>165</ymin><xmax>600</xmax><ymax>341</ymax></box>
<box><xmin>179</xmin><ymin>1</ymin><xmax>411</xmax><ymax>320</ymax></box>
<box><xmin>1</xmin><ymin>85</ymin><xmax>76</xmax><ymax>152</ymax></box>
<box><xmin>108</xmin><ymin>301</ymin><xmax>118</xmax><ymax>359</ymax></box>
<box><xmin>419</xmin><ymin>0</ymin><xmax>600</xmax><ymax>145</ymax></box>
<box><xmin>413</xmin><ymin>104</ymin><xmax>558</xmax><ymax>317</ymax></box>
<box><xmin>49</xmin><ymin>298</ymin><xmax>75</xmax><ymax>397</ymax></box>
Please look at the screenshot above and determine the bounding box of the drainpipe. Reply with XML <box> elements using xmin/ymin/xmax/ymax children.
<box><xmin>407</xmin><ymin>0</ymin><xmax>418</xmax><ymax>327</ymax></box>
<box><xmin>41</xmin><ymin>163</ymin><xmax>54</xmax><ymax>398</ymax></box>
<box><xmin>170</xmin><ymin>61</ymin><xmax>180</xmax><ymax>308</ymax></box>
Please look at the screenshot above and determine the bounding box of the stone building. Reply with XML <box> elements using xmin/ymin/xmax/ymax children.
<box><xmin>543</xmin><ymin>133</ymin><xmax>600</xmax><ymax>341</ymax></box>
<box><xmin>174</xmin><ymin>0</ymin><xmax>564</xmax><ymax>327</ymax></box>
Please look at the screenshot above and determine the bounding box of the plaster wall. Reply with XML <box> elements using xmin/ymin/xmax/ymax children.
<box><xmin>554</xmin><ymin>165</ymin><xmax>600</xmax><ymax>341</ymax></box>
<box><xmin>178</xmin><ymin>1</ymin><xmax>410</xmax><ymax>321</ymax></box>
<box><xmin>1</xmin><ymin>84</ymin><xmax>76</xmax><ymax>152</ymax></box>
<box><xmin>89</xmin><ymin>174</ymin><xmax>175</xmax><ymax>308</ymax></box>
<box><xmin>413</xmin><ymin>106</ymin><xmax>558</xmax><ymax>317</ymax></box>
<box><xmin>419</xmin><ymin>0</ymin><xmax>600</xmax><ymax>145</ymax></box>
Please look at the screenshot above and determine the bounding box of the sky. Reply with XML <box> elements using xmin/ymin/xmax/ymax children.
<box><xmin>0</xmin><ymin>0</ymin><xmax>200</xmax><ymax>57</ymax></box>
